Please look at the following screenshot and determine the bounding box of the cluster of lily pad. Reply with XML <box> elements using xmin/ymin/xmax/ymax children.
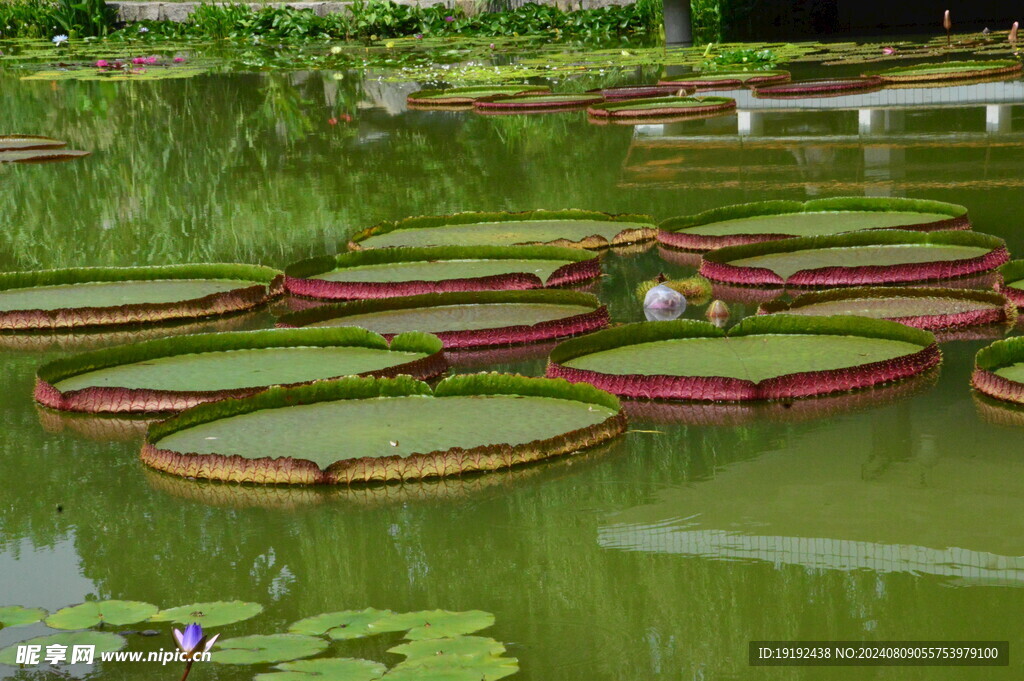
<box><xmin>0</xmin><ymin>600</ymin><xmax>518</xmax><ymax>679</ymax></box>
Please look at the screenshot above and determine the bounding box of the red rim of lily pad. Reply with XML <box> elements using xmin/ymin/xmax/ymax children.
<box><xmin>473</xmin><ymin>93</ymin><xmax>604</xmax><ymax>113</ymax></box>
<box><xmin>657</xmin><ymin>70</ymin><xmax>791</xmax><ymax>89</ymax></box>
<box><xmin>407</xmin><ymin>85</ymin><xmax>551</xmax><ymax>108</ymax></box>
<box><xmin>587</xmin><ymin>96</ymin><xmax>736</xmax><ymax>120</ymax></box>
<box><xmin>546</xmin><ymin>316</ymin><xmax>941</xmax><ymax>402</ymax></box>
<box><xmin>348</xmin><ymin>209</ymin><xmax>657</xmax><ymax>251</ymax></box>
<box><xmin>699</xmin><ymin>230</ymin><xmax>1009</xmax><ymax>288</ymax></box>
<box><xmin>971</xmin><ymin>337</ymin><xmax>1024</xmax><ymax>406</ymax></box>
<box><xmin>0</xmin><ymin>135</ymin><xmax>67</xmax><ymax>152</ymax></box>
<box><xmin>658</xmin><ymin>197</ymin><xmax>971</xmax><ymax>252</ymax></box>
<box><xmin>275</xmin><ymin>289</ymin><xmax>609</xmax><ymax>349</ymax></box>
<box><xmin>140</xmin><ymin>374</ymin><xmax>627</xmax><ymax>485</ymax></box>
<box><xmin>752</xmin><ymin>76</ymin><xmax>884</xmax><ymax>98</ymax></box>
<box><xmin>758</xmin><ymin>286</ymin><xmax>1016</xmax><ymax>331</ymax></box>
<box><xmin>873</xmin><ymin>59</ymin><xmax>1023</xmax><ymax>83</ymax></box>
<box><xmin>0</xmin><ymin>265</ymin><xmax>284</xmax><ymax>331</ymax></box>
<box><xmin>994</xmin><ymin>260</ymin><xmax>1024</xmax><ymax>308</ymax></box>
<box><xmin>283</xmin><ymin>245</ymin><xmax>601</xmax><ymax>300</ymax></box>
<box><xmin>586</xmin><ymin>84</ymin><xmax>696</xmax><ymax>100</ymax></box>
<box><xmin>34</xmin><ymin>327</ymin><xmax>447</xmax><ymax>414</ymax></box>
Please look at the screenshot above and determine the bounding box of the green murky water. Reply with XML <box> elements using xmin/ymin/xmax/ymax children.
<box><xmin>2</xmin><ymin>52</ymin><xmax>1024</xmax><ymax>681</ymax></box>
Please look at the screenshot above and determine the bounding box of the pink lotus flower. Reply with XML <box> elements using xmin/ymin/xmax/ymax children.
<box><xmin>95</xmin><ymin>59</ymin><xmax>109</xmax><ymax>67</ymax></box>
<box><xmin>132</xmin><ymin>57</ymin><xmax>146</xmax><ymax>64</ymax></box>
<box><xmin>882</xmin><ymin>46</ymin><xmax>896</xmax><ymax>55</ymax></box>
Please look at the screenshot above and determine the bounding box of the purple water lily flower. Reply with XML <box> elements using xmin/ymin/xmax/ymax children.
<box><xmin>444</xmin><ymin>15</ymin><xmax>455</xmax><ymax>22</ymax></box>
<box><xmin>173</xmin><ymin>623</ymin><xmax>219</xmax><ymax>656</ymax></box>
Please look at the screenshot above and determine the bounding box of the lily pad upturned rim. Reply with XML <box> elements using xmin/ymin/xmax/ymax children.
<box><xmin>283</xmin><ymin>245</ymin><xmax>601</xmax><ymax>300</ymax></box>
<box><xmin>274</xmin><ymin>289</ymin><xmax>609</xmax><ymax>349</ymax></box>
<box><xmin>656</xmin><ymin>69</ymin><xmax>791</xmax><ymax>88</ymax></box>
<box><xmin>0</xmin><ymin>134</ymin><xmax>67</xmax><ymax>152</ymax></box>
<box><xmin>995</xmin><ymin>260</ymin><xmax>1024</xmax><ymax>308</ymax></box>
<box><xmin>972</xmin><ymin>337</ymin><xmax>1024</xmax><ymax>406</ymax></box>
<box><xmin>472</xmin><ymin>92</ymin><xmax>605</xmax><ymax>111</ymax></box>
<box><xmin>751</xmin><ymin>75</ymin><xmax>884</xmax><ymax>98</ymax></box>
<box><xmin>586</xmin><ymin>83</ymin><xmax>697</xmax><ymax>99</ymax></box>
<box><xmin>34</xmin><ymin>327</ymin><xmax>446</xmax><ymax>414</ymax></box>
<box><xmin>658</xmin><ymin>197</ymin><xmax>971</xmax><ymax>251</ymax></box>
<box><xmin>586</xmin><ymin>95</ymin><xmax>736</xmax><ymax>119</ymax></box>
<box><xmin>0</xmin><ymin>264</ymin><xmax>284</xmax><ymax>331</ymax></box>
<box><xmin>758</xmin><ymin>286</ymin><xmax>1017</xmax><ymax>331</ymax></box>
<box><xmin>407</xmin><ymin>84</ymin><xmax>551</xmax><ymax>107</ymax></box>
<box><xmin>546</xmin><ymin>315</ymin><xmax>940</xmax><ymax>402</ymax></box>
<box><xmin>141</xmin><ymin>373</ymin><xmax>626</xmax><ymax>485</ymax></box>
<box><xmin>348</xmin><ymin>208</ymin><xmax>657</xmax><ymax>251</ymax></box>
<box><xmin>873</xmin><ymin>59</ymin><xmax>1023</xmax><ymax>83</ymax></box>
<box><xmin>700</xmin><ymin>229</ymin><xmax>1009</xmax><ymax>288</ymax></box>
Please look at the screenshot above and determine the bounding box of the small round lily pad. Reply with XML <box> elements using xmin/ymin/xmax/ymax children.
<box><xmin>288</xmin><ymin>608</ymin><xmax>394</xmax><ymax>639</ymax></box>
<box><xmin>212</xmin><ymin>634</ymin><xmax>328</xmax><ymax>665</ymax></box>
<box><xmin>35</xmin><ymin>328</ymin><xmax>446</xmax><ymax>414</ymax></box>
<box><xmin>658</xmin><ymin>197</ymin><xmax>970</xmax><ymax>251</ymax></box>
<box><xmin>151</xmin><ymin>600</ymin><xmax>264</xmax><ymax>627</ymax></box>
<box><xmin>874</xmin><ymin>59</ymin><xmax>1022</xmax><ymax>83</ymax></box>
<box><xmin>700</xmin><ymin>230</ymin><xmax>1009</xmax><ymax>288</ymax></box>
<box><xmin>474</xmin><ymin>93</ymin><xmax>603</xmax><ymax>113</ymax></box>
<box><xmin>657</xmin><ymin>69</ymin><xmax>790</xmax><ymax>89</ymax></box>
<box><xmin>254</xmin><ymin>658</ymin><xmax>387</xmax><ymax>681</ymax></box>
<box><xmin>141</xmin><ymin>374</ymin><xmax>626</xmax><ymax>485</ymax></box>
<box><xmin>408</xmin><ymin>85</ymin><xmax>550</xmax><ymax>108</ymax></box>
<box><xmin>349</xmin><ymin>209</ymin><xmax>656</xmax><ymax>251</ymax></box>
<box><xmin>0</xmin><ymin>605</ymin><xmax>47</xmax><ymax>629</ymax></box>
<box><xmin>389</xmin><ymin>636</ymin><xmax>506</xmax><ymax>660</ymax></box>
<box><xmin>547</xmin><ymin>316</ymin><xmax>941</xmax><ymax>401</ymax></box>
<box><xmin>752</xmin><ymin>76</ymin><xmax>884</xmax><ymax>98</ymax></box>
<box><xmin>587</xmin><ymin>96</ymin><xmax>736</xmax><ymax>121</ymax></box>
<box><xmin>46</xmin><ymin>600</ymin><xmax>158</xmax><ymax>630</ymax></box>
<box><xmin>284</xmin><ymin>245</ymin><xmax>600</xmax><ymax>300</ymax></box>
<box><xmin>275</xmin><ymin>290</ymin><xmax>608</xmax><ymax>349</ymax></box>
<box><xmin>385</xmin><ymin>654</ymin><xmax>519</xmax><ymax>681</ymax></box>
<box><xmin>0</xmin><ymin>631</ymin><xmax>126</xmax><ymax>665</ymax></box>
<box><xmin>373</xmin><ymin>610</ymin><xmax>495</xmax><ymax>640</ymax></box>
<box><xmin>0</xmin><ymin>265</ymin><xmax>283</xmax><ymax>331</ymax></box>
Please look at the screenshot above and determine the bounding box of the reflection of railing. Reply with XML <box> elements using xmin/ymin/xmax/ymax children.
<box><xmin>598</xmin><ymin>527</ymin><xmax>1024</xmax><ymax>585</ymax></box>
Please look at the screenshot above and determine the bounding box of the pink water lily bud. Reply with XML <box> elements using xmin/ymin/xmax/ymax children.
<box><xmin>881</xmin><ymin>46</ymin><xmax>896</xmax><ymax>55</ymax></box>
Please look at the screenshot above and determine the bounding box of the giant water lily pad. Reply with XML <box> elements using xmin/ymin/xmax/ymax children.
<box><xmin>45</xmin><ymin>600</ymin><xmax>158</xmax><ymax>630</ymax></box>
<box><xmin>408</xmin><ymin>85</ymin><xmax>550</xmax><ymax>108</ymax></box>
<box><xmin>995</xmin><ymin>260</ymin><xmax>1024</xmax><ymax>308</ymax></box>
<box><xmin>0</xmin><ymin>135</ymin><xmax>66</xmax><ymax>152</ymax></box>
<box><xmin>587</xmin><ymin>96</ymin><xmax>736</xmax><ymax>121</ymax></box>
<box><xmin>699</xmin><ymin>230</ymin><xmax>1008</xmax><ymax>288</ymax></box>
<box><xmin>874</xmin><ymin>59</ymin><xmax>1022</xmax><ymax>83</ymax></box>
<box><xmin>0</xmin><ymin>605</ymin><xmax>46</xmax><ymax>629</ymax></box>
<box><xmin>587</xmin><ymin>84</ymin><xmax>695</xmax><ymax>100</ymax></box>
<box><xmin>752</xmin><ymin>76</ymin><xmax>883</xmax><ymax>98</ymax></box>
<box><xmin>35</xmin><ymin>328</ymin><xmax>445</xmax><ymax>414</ymax></box>
<box><xmin>0</xmin><ymin>631</ymin><xmax>126</xmax><ymax>664</ymax></box>
<box><xmin>547</xmin><ymin>316</ymin><xmax>940</xmax><ymax>401</ymax></box>
<box><xmin>474</xmin><ymin>93</ymin><xmax>603</xmax><ymax>113</ymax></box>
<box><xmin>213</xmin><ymin>634</ymin><xmax>327</xmax><ymax>665</ymax></box>
<box><xmin>350</xmin><ymin>209</ymin><xmax>656</xmax><ymax>250</ymax></box>
<box><xmin>0</xmin><ymin>149</ymin><xmax>91</xmax><ymax>164</ymax></box>
<box><xmin>141</xmin><ymin>374</ymin><xmax>626</xmax><ymax>485</ymax></box>
<box><xmin>288</xmin><ymin>608</ymin><xmax>393</xmax><ymax>639</ymax></box>
<box><xmin>151</xmin><ymin>600</ymin><xmax>263</xmax><ymax>627</ymax></box>
<box><xmin>284</xmin><ymin>246</ymin><xmax>600</xmax><ymax>300</ymax></box>
<box><xmin>255</xmin><ymin>658</ymin><xmax>387</xmax><ymax>681</ymax></box>
<box><xmin>658</xmin><ymin>197</ymin><xmax>970</xmax><ymax>251</ymax></box>
<box><xmin>373</xmin><ymin>610</ymin><xmax>494</xmax><ymax>640</ymax></box>
<box><xmin>972</xmin><ymin>338</ymin><xmax>1024</xmax><ymax>406</ymax></box>
<box><xmin>758</xmin><ymin>287</ymin><xmax>1015</xmax><ymax>332</ymax></box>
<box><xmin>657</xmin><ymin>69</ymin><xmax>790</xmax><ymax>89</ymax></box>
<box><xmin>276</xmin><ymin>290</ymin><xmax>608</xmax><ymax>349</ymax></box>
<box><xmin>0</xmin><ymin>265</ymin><xmax>283</xmax><ymax>331</ymax></box>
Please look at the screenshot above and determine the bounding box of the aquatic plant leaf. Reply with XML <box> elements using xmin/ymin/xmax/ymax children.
<box><xmin>0</xmin><ymin>605</ymin><xmax>46</xmax><ymax>629</ymax></box>
<box><xmin>752</xmin><ymin>76</ymin><xmax>883</xmax><ymax>98</ymax></box>
<box><xmin>374</xmin><ymin>610</ymin><xmax>495</xmax><ymax>640</ymax></box>
<box><xmin>389</xmin><ymin>636</ymin><xmax>506</xmax><ymax>660</ymax></box>
<box><xmin>0</xmin><ymin>135</ymin><xmax>65</xmax><ymax>152</ymax></box>
<box><xmin>383</xmin><ymin>654</ymin><xmax>519</xmax><ymax>680</ymax></box>
<box><xmin>0</xmin><ymin>149</ymin><xmax>90</xmax><ymax>164</ymax></box>
<box><xmin>288</xmin><ymin>608</ymin><xmax>393</xmax><ymax>639</ymax></box>
<box><xmin>255</xmin><ymin>657</ymin><xmax>387</xmax><ymax>681</ymax></box>
<box><xmin>45</xmin><ymin>600</ymin><xmax>158</xmax><ymax>629</ymax></box>
<box><xmin>151</xmin><ymin>600</ymin><xmax>263</xmax><ymax>627</ymax></box>
<box><xmin>212</xmin><ymin>634</ymin><xmax>328</xmax><ymax>665</ymax></box>
<box><xmin>587</xmin><ymin>96</ymin><xmax>735</xmax><ymax>120</ymax></box>
<box><xmin>873</xmin><ymin>59</ymin><xmax>1021</xmax><ymax>82</ymax></box>
<box><xmin>0</xmin><ymin>631</ymin><xmax>125</xmax><ymax>664</ymax></box>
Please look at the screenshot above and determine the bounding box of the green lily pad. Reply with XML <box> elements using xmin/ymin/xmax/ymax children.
<box><xmin>45</xmin><ymin>600</ymin><xmax>158</xmax><ymax>630</ymax></box>
<box><xmin>874</xmin><ymin>59</ymin><xmax>1022</xmax><ymax>83</ymax></box>
<box><xmin>474</xmin><ymin>93</ymin><xmax>603</xmax><ymax>111</ymax></box>
<box><xmin>0</xmin><ymin>631</ymin><xmax>126</xmax><ymax>665</ymax></box>
<box><xmin>0</xmin><ymin>149</ymin><xmax>91</xmax><ymax>164</ymax></box>
<box><xmin>588</xmin><ymin>96</ymin><xmax>735</xmax><ymax>120</ymax></box>
<box><xmin>0</xmin><ymin>605</ymin><xmax>47</xmax><ymax>629</ymax></box>
<box><xmin>374</xmin><ymin>610</ymin><xmax>495</xmax><ymax>640</ymax></box>
<box><xmin>384</xmin><ymin>654</ymin><xmax>519</xmax><ymax>681</ymax></box>
<box><xmin>255</xmin><ymin>658</ymin><xmax>387</xmax><ymax>681</ymax></box>
<box><xmin>151</xmin><ymin>600</ymin><xmax>264</xmax><ymax>627</ymax></box>
<box><xmin>408</xmin><ymin>85</ymin><xmax>549</xmax><ymax>107</ymax></box>
<box><xmin>0</xmin><ymin>135</ymin><xmax>66</xmax><ymax>152</ymax></box>
<box><xmin>658</xmin><ymin>69</ymin><xmax>790</xmax><ymax>88</ymax></box>
<box><xmin>212</xmin><ymin>634</ymin><xmax>328</xmax><ymax>665</ymax></box>
<box><xmin>289</xmin><ymin>608</ymin><xmax>394</xmax><ymax>639</ymax></box>
<box><xmin>389</xmin><ymin>636</ymin><xmax>506</xmax><ymax>660</ymax></box>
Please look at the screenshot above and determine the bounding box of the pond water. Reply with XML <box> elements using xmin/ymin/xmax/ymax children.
<box><xmin>1</xmin><ymin>55</ymin><xmax>1023</xmax><ymax>680</ymax></box>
